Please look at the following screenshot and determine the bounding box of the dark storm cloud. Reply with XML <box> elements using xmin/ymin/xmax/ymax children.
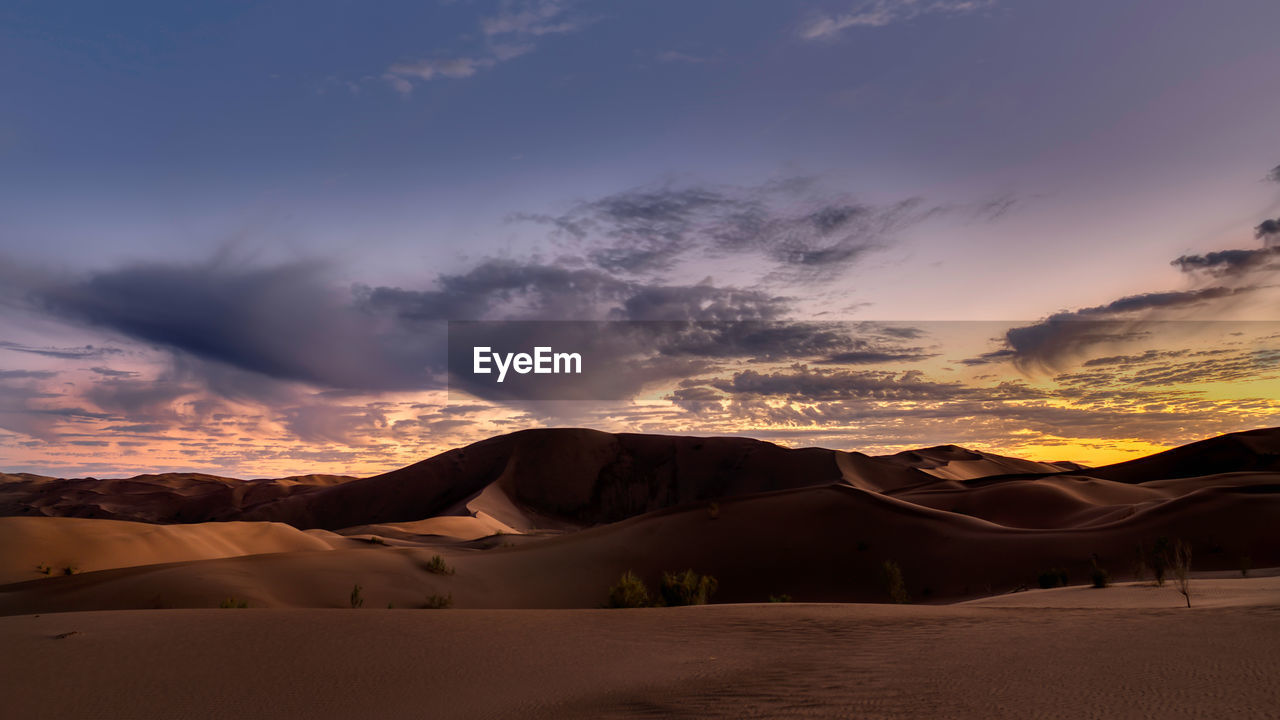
<box><xmin>29</xmin><ymin>259</ymin><xmax>442</xmax><ymax>391</ymax></box>
<box><xmin>1267</xmin><ymin>165</ymin><xmax>1280</xmax><ymax>183</ymax></box>
<box><xmin>516</xmin><ymin>180</ymin><xmax>949</xmax><ymax>275</ymax></box>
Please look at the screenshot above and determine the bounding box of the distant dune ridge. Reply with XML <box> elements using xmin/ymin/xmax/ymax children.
<box><xmin>0</xmin><ymin>427</ymin><xmax>1277</xmax><ymax>614</ymax></box>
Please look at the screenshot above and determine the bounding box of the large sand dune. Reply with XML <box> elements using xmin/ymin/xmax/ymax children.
<box><xmin>0</xmin><ymin>427</ymin><xmax>1277</xmax><ymax>615</ymax></box>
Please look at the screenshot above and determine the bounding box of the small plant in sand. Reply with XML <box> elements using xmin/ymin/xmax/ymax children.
<box><xmin>424</xmin><ymin>554</ymin><xmax>455</xmax><ymax>575</ymax></box>
<box><xmin>364</xmin><ymin>536</ymin><xmax>388</xmax><ymax>546</ymax></box>
<box><xmin>606</xmin><ymin>571</ymin><xmax>653</xmax><ymax>608</ymax></box>
<box><xmin>422</xmin><ymin>593</ymin><xmax>453</xmax><ymax>609</ymax></box>
<box><xmin>660</xmin><ymin>569</ymin><xmax>718</xmax><ymax>606</ymax></box>
<box><xmin>350</xmin><ymin>583</ymin><xmax>364</xmax><ymax>608</ymax></box>
<box><xmin>219</xmin><ymin>597</ymin><xmax>248</xmax><ymax>609</ymax></box>
<box><xmin>35</xmin><ymin>563</ymin><xmax>52</xmax><ymax>576</ymax></box>
<box><xmin>61</xmin><ymin>565</ymin><xmax>80</xmax><ymax>576</ymax></box>
<box><xmin>1090</xmin><ymin>557</ymin><xmax>1110</xmax><ymax>588</ymax></box>
<box><xmin>882</xmin><ymin>560</ymin><xmax>909</xmax><ymax>604</ymax></box>
<box><xmin>706</xmin><ymin>501</ymin><xmax>720</xmax><ymax>520</ymax></box>
<box><xmin>1170</xmin><ymin>540</ymin><xmax>1193</xmax><ymax>608</ymax></box>
<box><xmin>1037</xmin><ymin>568</ymin><xmax>1069</xmax><ymax>589</ymax></box>
<box><xmin>768</xmin><ymin>594</ymin><xmax>792</xmax><ymax>603</ymax></box>
<box><xmin>1239</xmin><ymin>555</ymin><xmax>1251</xmax><ymax>578</ymax></box>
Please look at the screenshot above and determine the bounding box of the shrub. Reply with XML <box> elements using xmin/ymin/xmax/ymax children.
<box><xmin>1090</xmin><ymin>558</ymin><xmax>1109</xmax><ymax>588</ymax></box>
<box><xmin>882</xmin><ymin>560</ymin><xmax>909</xmax><ymax>604</ymax></box>
<box><xmin>1239</xmin><ymin>555</ymin><xmax>1252</xmax><ymax>578</ymax></box>
<box><xmin>424</xmin><ymin>555</ymin><xmax>455</xmax><ymax>575</ymax></box>
<box><xmin>660</xmin><ymin>569</ymin><xmax>718</xmax><ymax>606</ymax></box>
<box><xmin>35</xmin><ymin>564</ymin><xmax>51</xmax><ymax>576</ymax></box>
<box><xmin>606</xmin><ymin>571</ymin><xmax>652</xmax><ymax>608</ymax></box>
<box><xmin>350</xmin><ymin>583</ymin><xmax>364</xmax><ymax>608</ymax></box>
<box><xmin>1171</xmin><ymin>540</ymin><xmax>1192</xmax><ymax>608</ymax></box>
<box><xmin>768</xmin><ymin>594</ymin><xmax>792</xmax><ymax>603</ymax></box>
<box><xmin>422</xmin><ymin>593</ymin><xmax>453</xmax><ymax>609</ymax></box>
<box><xmin>707</xmin><ymin>502</ymin><xmax>720</xmax><ymax>520</ymax></box>
<box><xmin>1038</xmin><ymin>568</ymin><xmax>1069</xmax><ymax>589</ymax></box>
<box><xmin>61</xmin><ymin>565</ymin><xmax>79</xmax><ymax>576</ymax></box>
<box><xmin>219</xmin><ymin>597</ymin><xmax>248</xmax><ymax>609</ymax></box>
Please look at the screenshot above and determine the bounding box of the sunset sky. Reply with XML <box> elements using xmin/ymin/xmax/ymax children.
<box><xmin>2</xmin><ymin>0</ymin><xmax>1279</xmax><ymax>477</ymax></box>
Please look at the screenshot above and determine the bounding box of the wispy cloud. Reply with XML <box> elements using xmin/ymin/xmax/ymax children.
<box><xmin>386</xmin><ymin>0</ymin><xmax>586</xmax><ymax>94</ymax></box>
<box><xmin>799</xmin><ymin>0</ymin><xmax>995</xmax><ymax>40</ymax></box>
<box><xmin>481</xmin><ymin>0</ymin><xmax>587</xmax><ymax>37</ymax></box>
<box><xmin>0</xmin><ymin>341</ymin><xmax>123</xmax><ymax>360</ymax></box>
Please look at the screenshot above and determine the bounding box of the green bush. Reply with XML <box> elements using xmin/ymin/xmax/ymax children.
<box><xmin>768</xmin><ymin>594</ymin><xmax>792</xmax><ymax>603</ymax></box>
<box><xmin>1037</xmin><ymin>568</ymin><xmax>1069</xmax><ymax>589</ymax></box>
<box><xmin>350</xmin><ymin>583</ymin><xmax>364</xmax><ymax>608</ymax></box>
<box><xmin>422</xmin><ymin>593</ymin><xmax>453</xmax><ymax>609</ymax></box>
<box><xmin>606</xmin><ymin>571</ymin><xmax>652</xmax><ymax>608</ymax></box>
<box><xmin>660</xmin><ymin>569</ymin><xmax>718</xmax><ymax>606</ymax></box>
<box><xmin>882</xmin><ymin>560</ymin><xmax>909</xmax><ymax>604</ymax></box>
<box><xmin>219</xmin><ymin>597</ymin><xmax>248</xmax><ymax>609</ymax></box>
<box><xmin>424</xmin><ymin>555</ymin><xmax>455</xmax><ymax>575</ymax></box>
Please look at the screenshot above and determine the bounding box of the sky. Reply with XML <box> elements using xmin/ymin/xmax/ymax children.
<box><xmin>1</xmin><ymin>0</ymin><xmax>1279</xmax><ymax>477</ymax></box>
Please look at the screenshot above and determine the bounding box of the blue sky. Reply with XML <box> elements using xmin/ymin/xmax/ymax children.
<box><xmin>1</xmin><ymin>0</ymin><xmax>1278</xmax><ymax>475</ymax></box>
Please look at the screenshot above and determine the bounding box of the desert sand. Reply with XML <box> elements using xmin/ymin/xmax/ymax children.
<box><xmin>1</xmin><ymin>427</ymin><xmax>1278</xmax><ymax>717</ymax></box>
<box><xmin>2</xmin><ymin>577</ymin><xmax>1277</xmax><ymax>719</ymax></box>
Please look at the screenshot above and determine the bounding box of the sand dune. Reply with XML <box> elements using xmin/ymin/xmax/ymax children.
<box><xmin>3</xmin><ymin>478</ymin><xmax>1276</xmax><ymax>614</ymax></box>
<box><xmin>0</xmin><ymin>427</ymin><xmax>1277</xmax><ymax>617</ymax></box>
<box><xmin>1086</xmin><ymin>427</ymin><xmax>1280</xmax><ymax>482</ymax></box>
<box><xmin>880</xmin><ymin>444</ymin><xmax>1080</xmax><ymax>481</ymax></box>
<box><xmin>0</xmin><ymin>516</ymin><xmax>338</xmax><ymax>585</ymax></box>
<box><xmin>0</xmin><ymin>471</ymin><xmax>352</xmax><ymax>523</ymax></box>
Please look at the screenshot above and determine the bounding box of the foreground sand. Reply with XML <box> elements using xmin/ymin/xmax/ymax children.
<box><xmin>3</xmin><ymin>577</ymin><xmax>1277</xmax><ymax>719</ymax></box>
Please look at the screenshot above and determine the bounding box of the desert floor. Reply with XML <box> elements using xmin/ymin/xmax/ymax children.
<box><xmin>3</xmin><ymin>575</ymin><xmax>1277</xmax><ymax>720</ymax></box>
